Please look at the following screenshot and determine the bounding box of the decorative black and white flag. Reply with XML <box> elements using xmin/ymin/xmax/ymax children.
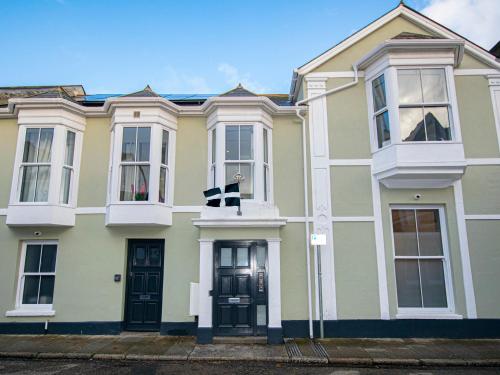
<box><xmin>224</xmin><ymin>183</ymin><xmax>240</xmax><ymax>207</ymax></box>
<box><xmin>203</xmin><ymin>187</ymin><xmax>222</xmax><ymax>207</ymax></box>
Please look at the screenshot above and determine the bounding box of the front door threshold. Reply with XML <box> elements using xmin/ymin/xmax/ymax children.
<box><xmin>213</xmin><ymin>336</ymin><xmax>268</xmax><ymax>344</ymax></box>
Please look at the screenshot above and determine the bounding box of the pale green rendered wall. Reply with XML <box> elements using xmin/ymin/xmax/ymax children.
<box><xmin>0</xmin><ymin>119</ymin><xmax>17</xmax><ymax>208</ymax></box>
<box><xmin>331</xmin><ymin>166</ymin><xmax>373</xmax><ymax>217</ymax></box>
<box><xmin>333</xmin><ymin>222</ymin><xmax>380</xmax><ymax>319</ymax></box>
<box><xmin>455</xmin><ymin>76</ymin><xmax>500</xmax><ymax>158</ymax></box>
<box><xmin>380</xmin><ymin>186</ymin><xmax>466</xmax><ymax>317</ymax></box>
<box><xmin>467</xmin><ymin>220</ymin><xmax>500</xmax><ymax>317</ymax></box>
<box><xmin>462</xmin><ymin>166</ymin><xmax>500</xmax><ymax>215</ymax></box>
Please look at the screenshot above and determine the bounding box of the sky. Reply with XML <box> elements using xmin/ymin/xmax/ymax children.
<box><xmin>0</xmin><ymin>0</ymin><xmax>498</xmax><ymax>95</ymax></box>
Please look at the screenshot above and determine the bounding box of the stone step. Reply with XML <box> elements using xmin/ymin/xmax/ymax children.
<box><xmin>213</xmin><ymin>336</ymin><xmax>267</xmax><ymax>344</ymax></box>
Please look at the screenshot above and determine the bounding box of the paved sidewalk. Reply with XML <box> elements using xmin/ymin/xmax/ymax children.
<box><xmin>0</xmin><ymin>334</ymin><xmax>499</xmax><ymax>366</ymax></box>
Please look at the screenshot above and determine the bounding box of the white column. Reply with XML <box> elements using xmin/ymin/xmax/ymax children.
<box><xmin>488</xmin><ymin>76</ymin><xmax>500</xmax><ymax>152</ymax></box>
<box><xmin>198</xmin><ymin>239</ymin><xmax>214</xmax><ymax>328</ymax></box>
<box><xmin>306</xmin><ymin>77</ymin><xmax>337</xmax><ymax>320</ymax></box>
<box><xmin>453</xmin><ymin>180</ymin><xmax>477</xmax><ymax>318</ymax></box>
<box><xmin>370</xmin><ymin>174</ymin><xmax>390</xmax><ymax>319</ymax></box>
<box><xmin>267</xmin><ymin>238</ymin><xmax>282</xmax><ymax>328</ymax></box>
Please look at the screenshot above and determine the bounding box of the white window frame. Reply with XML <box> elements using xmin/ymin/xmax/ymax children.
<box><xmin>367</xmin><ymin>64</ymin><xmax>462</xmax><ymax>153</ymax></box>
<box><xmin>207</xmin><ymin>122</ymin><xmax>273</xmax><ymax>204</ymax></box>
<box><xmin>10</xmin><ymin>125</ymin><xmax>83</xmax><ymax>208</ymax></box>
<box><xmin>109</xmin><ymin>123</ymin><xmax>175</xmax><ymax>207</ymax></box>
<box><xmin>389</xmin><ymin>205</ymin><xmax>458</xmax><ymax>319</ymax></box>
<box><xmin>7</xmin><ymin>240</ymin><xmax>58</xmax><ymax>316</ymax></box>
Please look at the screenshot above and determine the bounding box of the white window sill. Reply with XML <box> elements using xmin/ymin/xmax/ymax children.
<box><xmin>5</xmin><ymin>309</ymin><xmax>55</xmax><ymax>317</ymax></box>
<box><xmin>396</xmin><ymin>313</ymin><xmax>462</xmax><ymax>320</ymax></box>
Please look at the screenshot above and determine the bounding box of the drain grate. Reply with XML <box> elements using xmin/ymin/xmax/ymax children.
<box><xmin>311</xmin><ymin>341</ymin><xmax>328</xmax><ymax>358</ymax></box>
<box><xmin>284</xmin><ymin>339</ymin><xmax>302</xmax><ymax>359</ymax></box>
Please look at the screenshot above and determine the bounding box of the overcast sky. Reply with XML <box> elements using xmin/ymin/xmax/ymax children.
<box><xmin>0</xmin><ymin>0</ymin><xmax>498</xmax><ymax>95</ymax></box>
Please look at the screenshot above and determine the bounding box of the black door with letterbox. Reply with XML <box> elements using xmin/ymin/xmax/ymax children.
<box><xmin>125</xmin><ymin>239</ymin><xmax>164</xmax><ymax>331</ymax></box>
<box><xmin>213</xmin><ymin>241</ymin><xmax>268</xmax><ymax>336</ymax></box>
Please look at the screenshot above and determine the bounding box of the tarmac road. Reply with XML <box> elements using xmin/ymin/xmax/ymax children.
<box><xmin>1</xmin><ymin>359</ymin><xmax>500</xmax><ymax>375</ymax></box>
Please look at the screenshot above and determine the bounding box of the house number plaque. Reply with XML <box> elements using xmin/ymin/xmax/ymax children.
<box><xmin>258</xmin><ymin>272</ymin><xmax>265</xmax><ymax>293</ymax></box>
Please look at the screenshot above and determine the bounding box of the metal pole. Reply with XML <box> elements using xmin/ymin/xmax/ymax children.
<box><xmin>316</xmin><ymin>244</ymin><xmax>324</xmax><ymax>339</ymax></box>
<box><xmin>236</xmin><ymin>180</ymin><xmax>242</xmax><ymax>216</ymax></box>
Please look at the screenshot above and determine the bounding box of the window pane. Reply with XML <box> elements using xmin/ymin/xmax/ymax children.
<box><xmin>420</xmin><ymin>260</ymin><xmax>447</xmax><ymax>308</ymax></box>
<box><xmin>398</xmin><ymin>69</ymin><xmax>423</xmax><ymax>104</ymax></box>
<box><xmin>225</xmin><ymin>126</ymin><xmax>239</xmax><ymax>160</ymax></box>
<box><xmin>424</xmin><ymin>107</ymin><xmax>451</xmax><ymax>141</ymax></box>
<box><xmin>240</xmin><ymin>126</ymin><xmax>253</xmax><ymax>160</ymax></box>
<box><xmin>392</xmin><ymin>209</ymin><xmax>418</xmax><ymax>256</ymax></box>
<box><xmin>149</xmin><ymin>246</ymin><xmax>162</xmax><ymax>267</ymax></box>
<box><xmin>134</xmin><ymin>247</ymin><xmax>146</xmax><ymax>266</ymax></box>
<box><xmin>375</xmin><ymin>111</ymin><xmax>391</xmax><ymax>148</ymax></box>
<box><xmin>264</xmin><ymin>166</ymin><xmax>269</xmax><ymax>202</ymax></box>
<box><xmin>34</xmin><ymin>166</ymin><xmax>50</xmax><ymax>202</ymax></box>
<box><xmin>400</xmin><ymin>107</ymin><xmax>425</xmax><ymax>142</ymax></box>
<box><xmin>64</xmin><ymin>131</ymin><xmax>76</xmax><ymax>166</ymax></box>
<box><xmin>38</xmin><ymin>276</ymin><xmax>55</xmax><ymax>304</ymax></box>
<box><xmin>236</xmin><ymin>247</ymin><xmax>249</xmax><ymax>267</ymax></box>
<box><xmin>211</xmin><ymin>129</ymin><xmax>216</xmax><ymax>163</ymax></box>
<box><xmin>120</xmin><ymin>165</ymin><xmax>135</xmax><ymax>201</ymax></box>
<box><xmin>239</xmin><ymin>163</ymin><xmax>253</xmax><ymax>199</ymax></box>
<box><xmin>20</xmin><ymin>166</ymin><xmax>37</xmax><ymax>202</ymax></box>
<box><xmin>22</xmin><ymin>276</ymin><xmax>40</xmax><ymax>304</ymax></box>
<box><xmin>416</xmin><ymin>210</ymin><xmax>443</xmax><ymax>256</ymax></box>
<box><xmin>220</xmin><ymin>248</ymin><xmax>232</xmax><ymax>267</ymax></box>
<box><xmin>135</xmin><ymin>165</ymin><xmax>149</xmax><ymax>201</ymax></box>
<box><xmin>159</xmin><ymin>166</ymin><xmax>166</xmax><ymax>203</ymax></box>
<box><xmin>421</xmin><ymin>69</ymin><xmax>448</xmax><ymax>103</ymax></box>
<box><xmin>263</xmin><ymin>128</ymin><xmax>268</xmax><ymax>163</ymax></box>
<box><xmin>225</xmin><ymin>163</ymin><xmax>239</xmax><ymax>185</ymax></box>
<box><xmin>257</xmin><ymin>246</ymin><xmax>266</xmax><ymax>268</ymax></box>
<box><xmin>257</xmin><ymin>305</ymin><xmax>267</xmax><ymax>326</ymax></box>
<box><xmin>38</xmin><ymin>128</ymin><xmax>53</xmax><ymax>162</ymax></box>
<box><xmin>23</xmin><ymin>128</ymin><xmax>40</xmax><ymax>162</ymax></box>
<box><xmin>121</xmin><ymin>127</ymin><xmax>136</xmax><ymax>161</ymax></box>
<box><xmin>137</xmin><ymin>127</ymin><xmax>151</xmax><ymax>161</ymax></box>
<box><xmin>372</xmin><ymin>75</ymin><xmax>387</xmax><ymax>111</ymax></box>
<box><xmin>40</xmin><ymin>245</ymin><xmax>57</xmax><ymax>272</ymax></box>
<box><xmin>24</xmin><ymin>245</ymin><xmax>42</xmax><ymax>272</ymax></box>
<box><xmin>395</xmin><ymin>259</ymin><xmax>422</xmax><ymax>308</ymax></box>
<box><xmin>60</xmin><ymin>167</ymin><xmax>71</xmax><ymax>204</ymax></box>
<box><xmin>161</xmin><ymin>130</ymin><xmax>169</xmax><ymax>165</ymax></box>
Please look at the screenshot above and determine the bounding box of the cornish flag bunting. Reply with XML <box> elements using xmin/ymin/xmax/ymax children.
<box><xmin>203</xmin><ymin>183</ymin><xmax>240</xmax><ymax>207</ymax></box>
<box><xmin>203</xmin><ymin>187</ymin><xmax>222</xmax><ymax>207</ymax></box>
<box><xmin>224</xmin><ymin>183</ymin><xmax>240</xmax><ymax>207</ymax></box>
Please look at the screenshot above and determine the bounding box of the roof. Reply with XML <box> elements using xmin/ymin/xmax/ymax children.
<box><xmin>391</xmin><ymin>32</ymin><xmax>441</xmax><ymax>40</ymax></box>
<box><xmin>122</xmin><ymin>85</ymin><xmax>161</xmax><ymax>98</ymax></box>
<box><xmin>0</xmin><ymin>85</ymin><xmax>85</xmax><ymax>106</ymax></box>
<box><xmin>219</xmin><ymin>83</ymin><xmax>257</xmax><ymax>97</ymax></box>
<box><xmin>290</xmin><ymin>2</ymin><xmax>500</xmax><ymax>100</ymax></box>
<box><xmin>490</xmin><ymin>41</ymin><xmax>500</xmax><ymax>59</ymax></box>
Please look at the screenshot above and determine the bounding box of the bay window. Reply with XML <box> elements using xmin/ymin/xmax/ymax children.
<box><xmin>391</xmin><ymin>207</ymin><xmax>454</xmax><ymax>314</ymax></box>
<box><xmin>370</xmin><ymin>67</ymin><xmax>456</xmax><ymax>149</ymax></box>
<box><xmin>209</xmin><ymin>123</ymin><xmax>272</xmax><ymax>203</ymax></box>
<box><xmin>106</xmin><ymin>116</ymin><xmax>175</xmax><ymax>226</ymax></box>
<box><xmin>8</xmin><ymin>120</ymin><xmax>84</xmax><ymax>226</ymax></box>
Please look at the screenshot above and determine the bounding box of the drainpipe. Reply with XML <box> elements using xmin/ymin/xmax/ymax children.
<box><xmin>294</xmin><ymin>63</ymin><xmax>359</xmax><ymax>339</ymax></box>
<box><xmin>296</xmin><ymin>107</ymin><xmax>313</xmax><ymax>339</ymax></box>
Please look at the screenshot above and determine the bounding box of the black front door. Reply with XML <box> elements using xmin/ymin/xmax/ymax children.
<box><xmin>213</xmin><ymin>241</ymin><xmax>268</xmax><ymax>336</ymax></box>
<box><xmin>125</xmin><ymin>239</ymin><xmax>164</xmax><ymax>331</ymax></box>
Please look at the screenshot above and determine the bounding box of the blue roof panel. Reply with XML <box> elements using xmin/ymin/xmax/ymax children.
<box><xmin>84</xmin><ymin>94</ymin><xmax>217</xmax><ymax>102</ymax></box>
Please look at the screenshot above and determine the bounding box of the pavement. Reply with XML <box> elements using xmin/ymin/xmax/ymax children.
<box><xmin>0</xmin><ymin>334</ymin><xmax>499</xmax><ymax>367</ymax></box>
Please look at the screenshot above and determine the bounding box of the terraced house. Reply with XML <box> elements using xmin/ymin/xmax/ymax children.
<box><xmin>1</xmin><ymin>3</ymin><xmax>499</xmax><ymax>344</ymax></box>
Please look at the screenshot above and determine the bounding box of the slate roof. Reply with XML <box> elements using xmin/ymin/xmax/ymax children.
<box><xmin>490</xmin><ymin>41</ymin><xmax>500</xmax><ymax>59</ymax></box>
<box><xmin>122</xmin><ymin>85</ymin><xmax>161</xmax><ymax>98</ymax></box>
<box><xmin>27</xmin><ymin>87</ymin><xmax>77</xmax><ymax>102</ymax></box>
<box><xmin>219</xmin><ymin>83</ymin><xmax>257</xmax><ymax>97</ymax></box>
<box><xmin>392</xmin><ymin>32</ymin><xmax>442</xmax><ymax>40</ymax></box>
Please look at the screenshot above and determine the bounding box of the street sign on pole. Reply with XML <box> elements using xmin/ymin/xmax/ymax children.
<box><xmin>311</xmin><ymin>233</ymin><xmax>326</xmax><ymax>246</ymax></box>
